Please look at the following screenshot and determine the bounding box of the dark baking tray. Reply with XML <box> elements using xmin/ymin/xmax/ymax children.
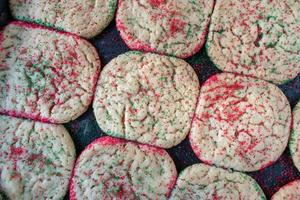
<box><xmin>1</xmin><ymin>1</ymin><xmax>300</xmax><ymax>199</ymax></box>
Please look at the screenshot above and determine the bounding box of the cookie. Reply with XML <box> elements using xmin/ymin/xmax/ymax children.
<box><xmin>9</xmin><ymin>0</ymin><xmax>117</xmax><ymax>38</ymax></box>
<box><xmin>170</xmin><ymin>163</ymin><xmax>266</xmax><ymax>200</ymax></box>
<box><xmin>70</xmin><ymin>136</ymin><xmax>177</xmax><ymax>199</ymax></box>
<box><xmin>289</xmin><ymin>101</ymin><xmax>300</xmax><ymax>172</ymax></box>
<box><xmin>93</xmin><ymin>51</ymin><xmax>199</xmax><ymax>148</ymax></box>
<box><xmin>0</xmin><ymin>21</ymin><xmax>100</xmax><ymax>123</ymax></box>
<box><xmin>272</xmin><ymin>180</ymin><xmax>300</xmax><ymax>200</ymax></box>
<box><xmin>190</xmin><ymin>73</ymin><xmax>291</xmax><ymax>171</ymax></box>
<box><xmin>0</xmin><ymin>115</ymin><xmax>75</xmax><ymax>200</ymax></box>
<box><xmin>207</xmin><ymin>0</ymin><xmax>300</xmax><ymax>84</ymax></box>
<box><xmin>116</xmin><ymin>0</ymin><xmax>214</xmax><ymax>58</ymax></box>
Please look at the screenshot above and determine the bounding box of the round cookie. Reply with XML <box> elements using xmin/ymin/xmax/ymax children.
<box><xmin>170</xmin><ymin>163</ymin><xmax>266</xmax><ymax>200</ymax></box>
<box><xmin>93</xmin><ymin>51</ymin><xmax>199</xmax><ymax>148</ymax></box>
<box><xmin>0</xmin><ymin>21</ymin><xmax>100</xmax><ymax>123</ymax></box>
<box><xmin>190</xmin><ymin>73</ymin><xmax>291</xmax><ymax>172</ymax></box>
<box><xmin>207</xmin><ymin>0</ymin><xmax>300</xmax><ymax>84</ymax></box>
<box><xmin>70</xmin><ymin>136</ymin><xmax>177</xmax><ymax>199</ymax></box>
<box><xmin>116</xmin><ymin>0</ymin><xmax>214</xmax><ymax>58</ymax></box>
<box><xmin>0</xmin><ymin>115</ymin><xmax>76</xmax><ymax>199</ymax></box>
<box><xmin>289</xmin><ymin>101</ymin><xmax>300</xmax><ymax>171</ymax></box>
<box><xmin>272</xmin><ymin>180</ymin><xmax>300</xmax><ymax>200</ymax></box>
<box><xmin>9</xmin><ymin>0</ymin><xmax>117</xmax><ymax>38</ymax></box>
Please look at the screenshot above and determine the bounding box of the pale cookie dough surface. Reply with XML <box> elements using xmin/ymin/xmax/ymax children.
<box><xmin>93</xmin><ymin>52</ymin><xmax>199</xmax><ymax>148</ymax></box>
<box><xmin>70</xmin><ymin>136</ymin><xmax>177</xmax><ymax>200</ymax></box>
<box><xmin>170</xmin><ymin>164</ymin><xmax>266</xmax><ymax>200</ymax></box>
<box><xmin>190</xmin><ymin>73</ymin><xmax>291</xmax><ymax>172</ymax></box>
<box><xmin>9</xmin><ymin>0</ymin><xmax>117</xmax><ymax>38</ymax></box>
<box><xmin>272</xmin><ymin>180</ymin><xmax>300</xmax><ymax>200</ymax></box>
<box><xmin>116</xmin><ymin>0</ymin><xmax>214</xmax><ymax>58</ymax></box>
<box><xmin>290</xmin><ymin>101</ymin><xmax>300</xmax><ymax>172</ymax></box>
<box><xmin>207</xmin><ymin>0</ymin><xmax>300</xmax><ymax>84</ymax></box>
<box><xmin>0</xmin><ymin>21</ymin><xmax>100</xmax><ymax>123</ymax></box>
<box><xmin>0</xmin><ymin>115</ymin><xmax>76</xmax><ymax>200</ymax></box>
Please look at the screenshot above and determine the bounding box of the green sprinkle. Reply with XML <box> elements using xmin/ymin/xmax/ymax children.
<box><xmin>105</xmin><ymin>111</ymin><xmax>112</xmax><ymax>121</ymax></box>
<box><xmin>186</xmin><ymin>23</ymin><xmax>192</xmax><ymax>38</ymax></box>
<box><xmin>45</xmin><ymin>158</ymin><xmax>52</xmax><ymax>165</ymax></box>
<box><xmin>159</xmin><ymin>77</ymin><xmax>168</xmax><ymax>82</ymax></box>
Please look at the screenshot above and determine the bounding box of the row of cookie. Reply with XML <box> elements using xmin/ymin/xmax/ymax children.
<box><xmin>0</xmin><ymin>117</ymin><xmax>298</xmax><ymax>199</ymax></box>
<box><xmin>1</xmin><ymin>22</ymin><xmax>298</xmax><ymax>173</ymax></box>
<box><xmin>9</xmin><ymin>0</ymin><xmax>299</xmax><ymax>84</ymax></box>
<box><xmin>94</xmin><ymin>52</ymin><xmax>299</xmax><ymax>173</ymax></box>
<box><xmin>0</xmin><ymin>22</ymin><xmax>197</xmax><ymax>146</ymax></box>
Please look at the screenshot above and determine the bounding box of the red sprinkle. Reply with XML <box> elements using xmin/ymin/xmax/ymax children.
<box><xmin>169</xmin><ymin>19</ymin><xmax>187</xmax><ymax>35</ymax></box>
<box><xmin>148</xmin><ymin>0</ymin><xmax>165</xmax><ymax>7</ymax></box>
<box><xmin>10</xmin><ymin>146</ymin><xmax>25</xmax><ymax>155</ymax></box>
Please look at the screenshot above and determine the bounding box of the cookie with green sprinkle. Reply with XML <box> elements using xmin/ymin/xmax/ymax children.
<box><xmin>0</xmin><ymin>21</ymin><xmax>100</xmax><ymax>123</ymax></box>
<box><xmin>93</xmin><ymin>51</ymin><xmax>199</xmax><ymax>148</ymax></box>
<box><xmin>70</xmin><ymin>136</ymin><xmax>177</xmax><ymax>199</ymax></box>
<box><xmin>170</xmin><ymin>163</ymin><xmax>266</xmax><ymax>200</ymax></box>
<box><xmin>116</xmin><ymin>0</ymin><xmax>214</xmax><ymax>58</ymax></box>
<box><xmin>207</xmin><ymin>0</ymin><xmax>300</xmax><ymax>84</ymax></box>
<box><xmin>272</xmin><ymin>180</ymin><xmax>300</xmax><ymax>200</ymax></box>
<box><xmin>290</xmin><ymin>101</ymin><xmax>300</xmax><ymax>172</ymax></box>
<box><xmin>9</xmin><ymin>0</ymin><xmax>117</xmax><ymax>38</ymax></box>
<box><xmin>190</xmin><ymin>73</ymin><xmax>291</xmax><ymax>172</ymax></box>
<box><xmin>0</xmin><ymin>115</ymin><xmax>75</xmax><ymax>200</ymax></box>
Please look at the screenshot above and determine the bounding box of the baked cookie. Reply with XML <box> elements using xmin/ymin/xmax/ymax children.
<box><xmin>116</xmin><ymin>0</ymin><xmax>214</xmax><ymax>58</ymax></box>
<box><xmin>207</xmin><ymin>0</ymin><xmax>300</xmax><ymax>84</ymax></box>
<box><xmin>289</xmin><ymin>101</ymin><xmax>300</xmax><ymax>172</ymax></box>
<box><xmin>0</xmin><ymin>115</ymin><xmax>75</xmax><ymax>200</ymax></box>
<box><xmin>93</xmin><ymin>51</ymin><xmax>199</xmax><ymax>148</ymax></box>
<box><xmin>0</xmin><ymin>21</ymin><xmax>100</xmax><ymax>123</ymax></box>
<box><xmin>9</xmin><ymin>0</ymin><xmax>117</xmax><ymax>38</ymax></box>
<box><xmin>170</xmin><ymin>163</ymin><xmax>266</xmax><ymax>200</ymax></box>
<box><xmin>272</xmin><ymin>180</ymin><xmax>300</xmax><ymax>200</ymax></box>
<box><xmin>190</xmin><ymin>73</ymin><xmax>291</xmax><ymax>171</ymax></box>
<box><xmin>70</xmin><ymin>136</ymin><xmax>177</xmax><ymax>199</ymax></box>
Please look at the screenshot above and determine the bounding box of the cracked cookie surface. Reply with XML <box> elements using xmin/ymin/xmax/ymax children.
<box><xmin>207</xmin><ymin>0</ymin><xmax>300</xmax><ymax>84</ymax></box>
<box><xmin>116</xmin><ymin>0</ymin><xmax>214</xmax><ymax>58</ymax></box>
<box><xmin>290</xmin><ymin>101</ymin><xmax>300</xmax><ymax>172</ymax></box>
<box><xmin>9</xmin><ymin>0</ymin><xmax>117</xmax><ymax>38</ymax></box>
<box><xmin>190</xmin><ymin>73</ymin><xmax>291</xmax><ymax>172</ymax></box>
<box><xmin>272</xmin><ymin>180</ymin><xmax>300</xmax><ymax>200</ymax></box>
<box><xmin>93</xmin><ymin>51</ymin><xmax>199</xmax><ymax>148</ymax></box>
<box><xmin>70</xmin><ymin>136</ymin><xmax>177</xmax><ymax>200</ymax></box>
<box><xmin>0</xmin><ymin>21</ymin><xmax>100</xmax><ymax>123</ymax></box>
<box><xmin>0</xmin><ymin>115</ymin><xmax>76</xmax><ymax>200</ymax></box>
<box><xmin>170</xmin><ymin>163</ymin><xmax>266</xmax><ymax>200</ymax></box>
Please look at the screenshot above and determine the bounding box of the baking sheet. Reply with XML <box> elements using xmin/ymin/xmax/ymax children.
<box><xmin>1</xmin><ymin>1</ymin><xmax>300</xmax><ymax>199</ymax></box>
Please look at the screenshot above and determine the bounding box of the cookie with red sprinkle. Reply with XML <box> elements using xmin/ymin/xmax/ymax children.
<box><xmin>190</xmin><ymin>73</ymin><xmax>291</xmax><ymax>172</ymax></box>
<box><xmin>93</xmin><ymin>51</ymin><xmax>199</xmax><ymax>148</ymax></box>
<box><xmin>0</xmin><ymin>21</ymin><xmax>100</xmax><ymax>123</ymax></box>
<box><xmin>170</xmin><ymin>163</ymin><xmax>266</xmax><ymax>200</ymax></box>
<box><xmin>70</xmin><ymin>136</ymin><xmax>177</xmax><ymax>199</ymax></box>
<box><xmin>272</xmin><ymin>180</ymin><xmax>300</xmax><ymax>200</ymax></box>
<box><xmin>0</xmin><ymin>115</ymin><xmax>75</xmax><ymax>200</ymax></box>
<box><xmin>207</xmin><ymin>0</ymin><xmax>300</xmax><ymax>84</ymax></box>
<box><xmin>9</xmin><ymin>0</ymin><xmax>117</xmax><ymax>38</ymax></box>
<box><xmin>290</xmin><ymin>101</ymin><xmax>300</xmax><ymax>172</ymax></box>
<box><xmin>116</xmin><ymin>0</ymin><xmax>214</xmax><ymax>58</ymax></box>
